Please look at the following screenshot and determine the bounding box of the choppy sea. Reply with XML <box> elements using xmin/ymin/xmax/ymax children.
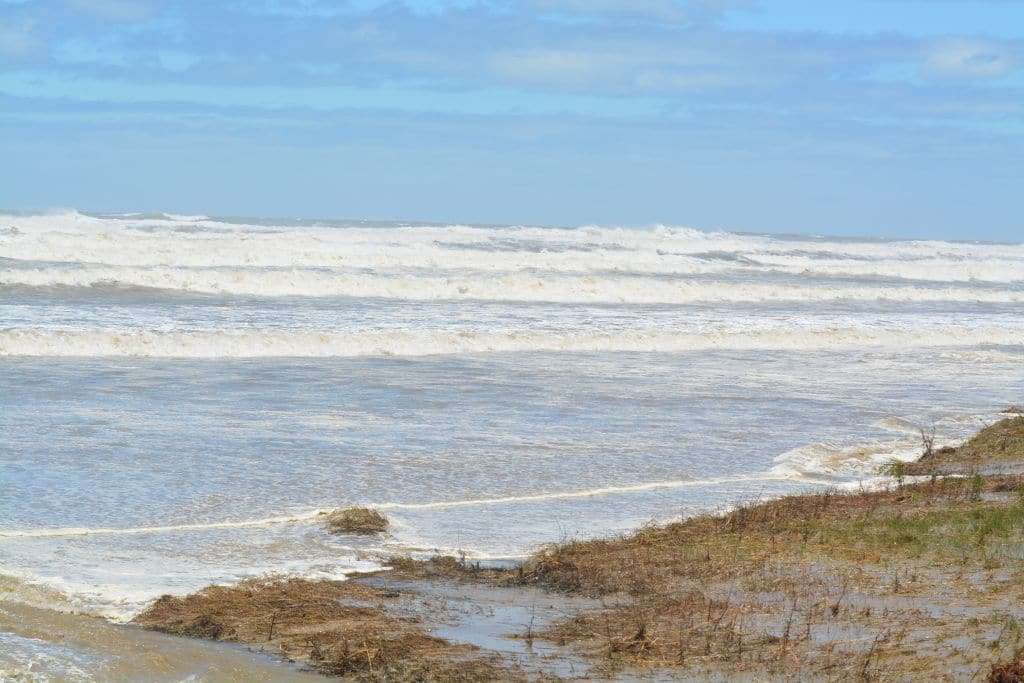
<box><xmin>1</xmin><ymin>211</ymin><xmax>1022</xmax><ymax>677</ymax></box>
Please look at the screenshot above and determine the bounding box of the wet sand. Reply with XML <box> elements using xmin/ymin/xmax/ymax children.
<box><xmin>0</xmin><ymin>599</ymin><xmax>325</xmax><ymax>682</ymax></box>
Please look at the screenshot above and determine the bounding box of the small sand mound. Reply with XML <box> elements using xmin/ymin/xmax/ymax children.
<box><xmin>322</xmin><ymin>506</ymin><xmax>389</xmax><ymax>534</ymax></box>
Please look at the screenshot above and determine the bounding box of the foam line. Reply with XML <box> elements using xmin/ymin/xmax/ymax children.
<box><xmin>2</xmin><ymin>326</ymin><xmax>1022</xmax><ymax>358</ymax></box>
<box><xmin>0</xmin><ymin>512</ymin><xmax>325</xmax><ymax>540</ymax></box>
<box><xmin>4</xmin><ymin>266</ymin><xmax>1024</xmax><ymax>302</ymax></box>
<box><xmin>0</xmin><ymin>475</ymin><xmax>788</xmax><ymax>540</ymax></box>
<box><xmin>371</xmin><ymin>475</ymin><xmax>785</xmax><ymax>510</ymax></box>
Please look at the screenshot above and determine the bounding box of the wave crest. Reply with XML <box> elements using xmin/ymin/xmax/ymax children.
<box><xmin>4</xmin><ymin>266</ymin><xmax>1024</xmax><ymax>303</ymax></box>
<box><xmin>1</xmin><ymin>326</ymin><xmax>1021</xmax><ymax>358</ymax></box>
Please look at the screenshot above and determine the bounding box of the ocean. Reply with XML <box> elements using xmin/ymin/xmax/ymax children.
<box><xmin>1</xmin><ymin>211</ymin><xmax>1023</xmax><ymax>678</ymax></box>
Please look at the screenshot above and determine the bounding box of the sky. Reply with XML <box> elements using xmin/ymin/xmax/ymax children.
<box><xmin>0</xmin><ymin>0</ymin><xmax>1022</xmax><ymax>240</ymax></box>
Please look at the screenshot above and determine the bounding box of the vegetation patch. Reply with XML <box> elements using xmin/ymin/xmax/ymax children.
<box><xmin>958</xmin><ymin>417</ymin><xmax>1024</xmax><ymax>462</ymax></box>
<box><xmin>508</xmin><ymin>474</ymin><xmax>1024</xmax><ymax>678</ymax></box>
<box><xmin>322</xmin><ymin>507</ymin><xmax>390</xmax><ymax>535</ymax></box>
<box><xmin>133</xmin><ymin>577</ymin><xmax>515</xmax><ymax>682</ymax></box>
<box><xmin>990</xmin><ymin>651</ymin><xmax>1024</xmax><ymax>682</ymax></box>
<box><xmin>907</xmin><ymin>417</ymin><xmax>1024</xmax><ymax>475</ymax></box>
<box><xmin>508</xmin><ymin>477</ymin><xmax>1024</xmax><ymax>599</ymax></box>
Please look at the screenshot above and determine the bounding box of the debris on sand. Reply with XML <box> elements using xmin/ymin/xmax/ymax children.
<box><xmin>989</xmin><ymin>652</ymin><xmax>1024</xmax><ymax>683</ymax></box>
<box><xmin>134</xmin><ymin>577</ymin><xmax>513</xmax><ymax>681</ymax></box>
<box><xmin>321</xmin><ymin>506</ymin><xmax>389</xmax><ymax>535</ymax></box>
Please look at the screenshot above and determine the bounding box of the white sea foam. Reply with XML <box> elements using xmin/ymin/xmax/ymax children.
<box><xmin>770</xmin><ymin>439</ymin><xmax>925</xmax><ymax>479</ymax></box>
<box><xmin>0</xmin><ymin>474</ymin><xmax>781</xmax><ymax>541</ymax></box>
<box><xmin>0</xmin><ymin>631</ymin><xmax>96</xmax><ymax>682</ymax></box>
<box><xmin>2</xmin><ymin>212</ymin><xmax>1023</xmax><ymax>288</ymax></box>
<box><xmin>0</xmin><ymin>513</ymin><xmax>325</xmax><ymax>540</ymax></box>
<box><xmin>374</xmin><ymin>475</ymin><xmax>780</xmax><ymax>509</ymax></box>
<box><xmin>1</xmin><ymin>325</ymin><xmax>1021</xmax><ymax>357</ymax></box>
<box><xmin>874</xmin><ymin>416</ymin><xmax>923</xmax><ymax>435</ymax></box>
<box><xmin>770</xmin><ymin>413</ymin><xmax>1006</xmax><ymax>480</ymax></box>
<box><xmin>4</xmin><ymin>263</ymin><xmax>1024</xmax><ymax>302</ymax></box>
<box><xmin>0</xmin><ymin>556</ymin><xmax>382</xmax><ymax>622</ymax></box>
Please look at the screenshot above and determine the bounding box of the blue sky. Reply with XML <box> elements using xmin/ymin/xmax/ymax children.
<box><xmin>0</xmin><ymin>0</ymin><xmax>1021</xmax><ymax>239</ymax></box>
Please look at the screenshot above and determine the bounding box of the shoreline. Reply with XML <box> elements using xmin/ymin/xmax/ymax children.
<box><xmin>120</xmin><ymin>412</ymin><xmax>1024</xmax><ymax>680</ymax></box>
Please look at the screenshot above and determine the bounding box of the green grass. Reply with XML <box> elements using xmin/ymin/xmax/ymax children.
<box><xmin>807</xmin><ymin>500</ymin><xmax>1024</xmax><ymax>561</ymax></box>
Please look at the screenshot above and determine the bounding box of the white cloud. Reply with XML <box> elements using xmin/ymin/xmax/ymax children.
<box><xmin>489</xmin><ymin>43</ymin><xmax>745</xmax><ymax>92</ymax></box>
<box><xmin>923</xmin><ymin>39</ymin><xmax>1017</xmax><ymax>80</ymax></box>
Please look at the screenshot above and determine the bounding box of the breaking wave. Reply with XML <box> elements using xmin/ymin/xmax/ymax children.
<box><xmin>2</xmin><ymin>326</ymin><xmax>1022</xmax><ymax>357</ymax></box>
<box><xmin>770</xmin><ymin>440</ymin><xmax>923</xmax><ymax>479</ymax></box>
<box><xmin>2</xmin><ymin>211</ymin><xmax>1024</xmax><ymax>290</ymax></box>
<box><xmin>3</xmin><ymin>265</ymin><xmax>1024</xmax><ymax>302</ymax></box>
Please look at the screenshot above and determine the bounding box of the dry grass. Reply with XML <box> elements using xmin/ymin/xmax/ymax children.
<box><xmin>953</xmin><ymin>416</ymin><xmax>1024</xmax><ymax>462</ymax></box>
<box><xmin>133</xmin><ymin>577</ymin><xmax>515</xmax><ymax>682</ymax></box>
<box><xmin>906</xmin><ymin>416</ymin><xmax>1024</xmax><ymax>475</ymax></box>
<box><xmin>512</xmin><ymin>477</ymin><xmax>1023</xmax><ymax>596</ymax></box>
<box><xmin>382</xmin><ymin>555</ymin><xmax>508</xmax><ymax>583</ymax></box>
<box><xmin>504</xmin><ymin>473</ymin><xmax>1024</xmax><ymax>679</ymax></box>
<box><xmin>322</xmin><ymin>507</ymin><xmax>390</xmax><ymax>535</ymax></box>
<box><xmin>364</xmin><ymin>472</ymin><xmax>1024</xmax><ymax>678</ymax></box>
<box><xmin>990</xmin><ymin>651</ymin><xmax>1024</xmax><ymax>682</ymax></box>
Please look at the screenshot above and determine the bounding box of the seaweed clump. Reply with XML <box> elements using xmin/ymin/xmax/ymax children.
<box><xmin>322</xmin><ymin>506</ymin><xmax>390</xmax><ymax>535</ymax></box>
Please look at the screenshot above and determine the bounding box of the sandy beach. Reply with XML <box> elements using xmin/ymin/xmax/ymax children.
<box><xmin>103</xmin><ymin>413</ymin><xmax>1024</xmax><ymax>681</ymax></box>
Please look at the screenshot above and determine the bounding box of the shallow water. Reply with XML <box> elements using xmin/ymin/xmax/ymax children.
<box><xmin>0</xmin><ymin>599</ymin><xmax>325</xmax><ymax>682</ymax></box>
<box><xmin>1</xmin><ymin>211</ymin><xmax>1022</xmax><ymax>676</ymax></box>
